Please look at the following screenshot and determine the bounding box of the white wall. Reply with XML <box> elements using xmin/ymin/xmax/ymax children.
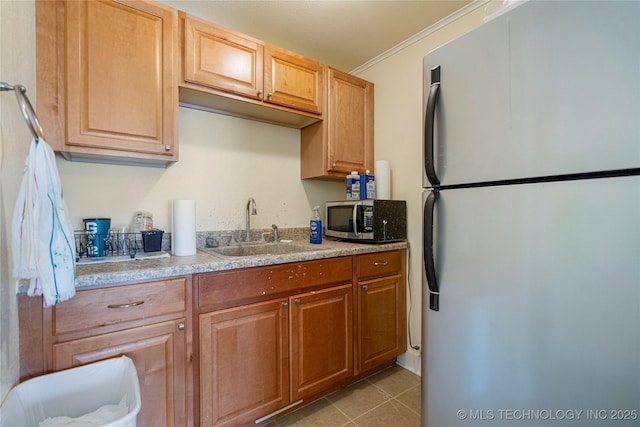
<box><xmin>0</xmin><ymin>0</ymin><xmax>35</xmax><ymax>401</ymax></box>
<box><xmin>58</xmin><ymin>108</ymin><xmax>344</xmax><ymax>233</ymax></box>
<box><xmin>355</xmin><ymin>3</ymin><xmax>489</xmax><ymax>372</ymax></box>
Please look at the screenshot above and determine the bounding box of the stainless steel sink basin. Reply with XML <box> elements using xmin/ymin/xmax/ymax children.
<box><xmin>203</xmin><ymin>242</ymin><xmax>328</xmax><ymax>258</ymax></box>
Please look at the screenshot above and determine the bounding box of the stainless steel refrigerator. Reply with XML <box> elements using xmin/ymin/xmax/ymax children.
<box><xmin>421</xmin><ymin>1</ymin><xmax>640</xmax><ymax>426</ymax></box>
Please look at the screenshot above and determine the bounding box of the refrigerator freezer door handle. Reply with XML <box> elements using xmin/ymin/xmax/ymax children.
<box><xmin>425</xmin><ymin>66</ymin><xmax>441</xmax><ymax>187</ymax></box>
<box><xmin>424</xmin><ymin>190</ymin><xmax>440</xmax><ymax>311</ymax></box>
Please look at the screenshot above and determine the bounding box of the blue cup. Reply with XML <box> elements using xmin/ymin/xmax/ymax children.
<box><xmin>84</xmin><ymin>218</ymin><xmax>111</xmax><ymax>257</ymax></box>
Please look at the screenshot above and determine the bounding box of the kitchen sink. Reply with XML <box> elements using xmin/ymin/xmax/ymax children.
<box><xmin>202</xmin><ymin>242</ymin><xmax>329</xmax><ymax>258</ymax></box>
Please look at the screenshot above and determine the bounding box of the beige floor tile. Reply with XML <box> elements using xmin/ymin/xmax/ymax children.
<box><xmin>366</xmin><ymin>365</ymin><xmax>421</xmax><ymax>397</ymax></box>
<box><xmin>327</xmin><ymin>378</ymin><xmax>392</xmax><ymax>419</ymax></box>
<box><xmin>276</xmin><ymin>398</ymin><xmax>351</xmax><ymax>427</ymax></box>
<box><xmin>395</xmin><ymin>384</ymin><xmax>421</xmax><ymax>416</ymax></box>
<box><xmin>353</xmin><ymin>399</ymin><xmax>421</xmax><ymax>427</ymax></box>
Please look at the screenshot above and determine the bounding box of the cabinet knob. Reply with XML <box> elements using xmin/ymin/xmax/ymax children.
<box><xmin>362</xmin><ymin>285</ymin><xmax>368</xmax><ymax>291</ymax></box>
<box><xmin>282</xmin><ymin>302</ymin><xmax>289</xmax><ymax>308</ymax></box>
<box><xmin>331</xmin><ymin>163</ymin><xmax>336</xmax><ymax>169</ymax></box>
<box><xmin>267</xmin><ymin>92</ymin><xmax>273</xmax><ymax>99</ymax></box>
<box><xmin>258</xmin><ymin>89</ymin><xmax>263</xmax><ymax>96</ymax></box>
<box><xmin>295</xmin><ymin>299</ymin><xmax>301</xmax><ymax>305</ymax></box>
<box><xmin>178</xmin><ymin>322</ymin><xmax>185</xmax><ymax>331</ymax></box>
<box><xmin>165</xmin><ymin>145</ymin><xmax>171</xmax><ymax>151</ymax></box>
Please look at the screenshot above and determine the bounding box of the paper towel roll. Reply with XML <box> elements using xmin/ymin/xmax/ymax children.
<box><xmin>172</xmin><ymin>200</ymin><xmax>196</xmax><ymax>256</ymax></box>
<box><xmin>375</xmin><ymin>160</ymin><xmax>391</xmax><ymax>199</ymax></box>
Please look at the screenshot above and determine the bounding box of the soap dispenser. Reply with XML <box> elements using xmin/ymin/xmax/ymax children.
<box><xmin>310</xmin><ymin>206</ymin><xmax>322</xmax><ymax>244</ymax></box>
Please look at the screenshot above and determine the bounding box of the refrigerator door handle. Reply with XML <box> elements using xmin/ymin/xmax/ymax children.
<box><xmin>424</xmin><ymin>65</ymin><xmax>441</xmax><ymax>187</ymax></box>
<box><xmin>424</xmin><ymin>190</ymin><xmax>440</xmax><ymax>311</ymax></box>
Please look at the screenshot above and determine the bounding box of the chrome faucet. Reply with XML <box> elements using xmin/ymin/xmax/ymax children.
<box><xmin>271</xmin><ymin>224</ymin><xmax>279</xmax><ymax>242</ymax></box>
<box><xmin>245</xmin><ymin>197</ymin><xmax>257</xmax><ymax>242</ymax></box>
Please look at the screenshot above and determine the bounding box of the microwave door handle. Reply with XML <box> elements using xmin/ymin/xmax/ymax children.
<box><xmin>352</xmin><ymin>203</ymin><xmax>360</xmax><ymax>236</ymax></box>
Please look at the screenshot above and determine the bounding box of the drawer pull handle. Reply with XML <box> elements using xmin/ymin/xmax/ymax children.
<box><xmin>107</xmin><ymin>301</ymin><xmax>144</xmax><ymax>309</ymax></box>
<box><xmin>374</xmin><ymin>261</ymin><xmax>388</xmax><ymax>266</ymax></box>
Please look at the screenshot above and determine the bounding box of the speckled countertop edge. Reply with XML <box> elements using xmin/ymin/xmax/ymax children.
<box><xmin>64</xmin><ymin>239</ymin><xmax>408</xmax><ymax>289</ymax></box>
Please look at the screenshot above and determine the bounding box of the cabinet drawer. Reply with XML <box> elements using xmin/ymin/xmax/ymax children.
<box><xmin>53</xmin><ymin>278</ymin><xmax>187</xmax><ymax>335</ymax></box>
<box><xmin>357</xmin><ymin>250</ymin><xmax>403</xmax><ymax>280</ymax></box>
<box><xmin>198</xmin><ymin>257</ymin><xmax>353</xmax><ymax>309</ymax></box>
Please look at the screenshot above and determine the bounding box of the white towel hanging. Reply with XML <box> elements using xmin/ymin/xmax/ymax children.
<box><xmin>12</xmin><ymin>138</ymin><xmax>76</xmax><ymax>306</ymax></box>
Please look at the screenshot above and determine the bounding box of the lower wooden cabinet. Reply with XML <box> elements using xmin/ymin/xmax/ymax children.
<box><xmin>19</xmin><ymin>251</ymin><xmax>405</xmax><ymax>427</ymax></box>
<box><xmin>53</xmin><ymin>319</ymin><xmax>188</xmax><ymax>427</ymax></box>
<box><xmin>195</xmin><ymin>252</ymin><xmax>404</xmax><ymax>426</ymax></box>
<box><xmin>290</xmin><ymin>284</ymin><xmax>353</xmax><ymax>401</ymax></box>
<box><xmin>356</xmin><ymin>276</ymin><xmax>405</xmax><ymax>372</ymax></box>
<box><xmin>197</xmin><ymin>283</ymin><xmax>353</xmax><ymax>426</ymax></box>
<box><xmin>355</xmin><ymin>250</ymin><xmax>407</xmax><ymax>374</ymax></box>
<box><xmin>199</xmin><ymin>299</ymin><xmax>290</xmax><ymax>427</ymax></box>
<box><xmin>18</xmin><ymin>277</ymin><xmax>192</xmax><ymax>427</ymax></box>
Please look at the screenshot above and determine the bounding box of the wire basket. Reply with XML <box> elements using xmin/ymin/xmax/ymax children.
<box><xmin>74</xmin><ymin>231</ymin><xmax>143</xmax><ymax>261</ymax></box>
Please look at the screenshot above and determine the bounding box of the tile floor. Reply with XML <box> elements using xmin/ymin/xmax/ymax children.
<box><xmin>266</xmin><ymin>364</ymin><xmax>421</xmax><ymax>427</ymax></box>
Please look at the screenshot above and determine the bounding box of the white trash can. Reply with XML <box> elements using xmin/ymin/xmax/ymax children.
<box><xmin>0</xmin><ymin>355</ymin><xmax>141</xmax><ymax>427</ymax></box>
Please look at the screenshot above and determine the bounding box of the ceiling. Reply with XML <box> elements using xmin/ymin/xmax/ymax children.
<box><xmin>161</xmin><ymin>0</ymin><xmax>473</xmax><ymax>73</ymax></box>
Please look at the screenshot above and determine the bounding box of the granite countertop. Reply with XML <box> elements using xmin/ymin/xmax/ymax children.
<box><xmin>71</xmin><ymin>239</ymin><xmax>408</xmax><ymax>289</ymax></box>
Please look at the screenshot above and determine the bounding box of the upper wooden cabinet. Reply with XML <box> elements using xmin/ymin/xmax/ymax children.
<box><xmin>183</xmin><ymin>15</ymin><xmax>264</xmax><ymax>101</ymax></box>
<box><xmin>263</xmin><ymin>45</ymin><xmax>323</xmax><ymax>114</ymax></box>
<box><xmin>301</xmin><ymin>67</ymin><xmax>374</xmax><ymax>179</ymax></box>
<box><xmin>36</xmin><ymin>0</ymin><xmax>179</xmax><ymax>167</ymax></box>
<box><xmin>180</xmin><ymin>14</ymin><xmax>323</xmax><ymax>128</ymax></box>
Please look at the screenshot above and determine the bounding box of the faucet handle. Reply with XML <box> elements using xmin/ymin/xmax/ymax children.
<box><xmin>220</xmin><ymin>234</ymin><xmax>237</xmax><ymax>246</ymax></box>
<box><xmin>260</xmin><ymin>232</ymin><xmax>273</xmax><ymax>242</ymax></box>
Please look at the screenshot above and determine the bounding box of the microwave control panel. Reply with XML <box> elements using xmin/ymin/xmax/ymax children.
<box><xmin>362</xmin><ymin>205</ymin><xmax>374</xmax><ymax>232</ymax></box>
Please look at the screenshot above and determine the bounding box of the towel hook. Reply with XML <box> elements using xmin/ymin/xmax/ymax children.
<box><xmin>0</xmin><ymin>81</ymin><xmax>44</xmax><ymax>143</ymax></box>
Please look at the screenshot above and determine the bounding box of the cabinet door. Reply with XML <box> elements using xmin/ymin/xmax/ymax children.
<box><xmin>327</xmin><ymin>68</ymin><xmax>374</xmax><ymax>175</ymax></box>
<box><xmin>65</xmin><ymin>0</ymin><xmax>178</xmax><ymax>159</ymax></box>
<box><xmin>290</xmin><ymin>284</ymin><xmax>353</xmax><ymax>401</ymax></box>
<box><xmin>53</xmin><ymin>319</ymin><xmax>188</xmax><ymax>427</ymax></box>
<box><xmin>264</xmin><ymin>45</ymin><xmax>323</xmax><ymax>114</ymax></box>
<box><xmin>183</xmin><ymin>15</ymin><xmax>263</xmax><ymax>100</ymax></box>
<box><xmin>199</xmin><ymin>299</ymin><xmax>289</xmax><ymax>427</ymax></box>
<box><xmin>356</xmin><ymin>275</ymin><xmax>406</xmax><ymax>372</ymax></box>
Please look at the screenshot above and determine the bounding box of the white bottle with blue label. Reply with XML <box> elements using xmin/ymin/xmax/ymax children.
<box><xmin>360</xmin><ymin>169</ymin><xmax>375</xmax><ymax>200</ymax></box>
<box><xmin>310</xmin><ymin>205</ymin><xmax>322</xmax><ymax>244</ymax></box>
<box><xmin>346</xmin><ymin>171</ymin><xmax>360</xmax><ymax>200</ymax></box>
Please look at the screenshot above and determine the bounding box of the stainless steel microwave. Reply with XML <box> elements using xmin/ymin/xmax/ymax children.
<box><xmin>325</xmin><ymin>200</ymin><xmax>406</xmax><ymax>243</ymax></box>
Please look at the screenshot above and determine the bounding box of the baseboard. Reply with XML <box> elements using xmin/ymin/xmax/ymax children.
<box><xmin>396</xmin><ymin>349</ymin><xmax>421</xmax><ymax>376</ymax></box>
